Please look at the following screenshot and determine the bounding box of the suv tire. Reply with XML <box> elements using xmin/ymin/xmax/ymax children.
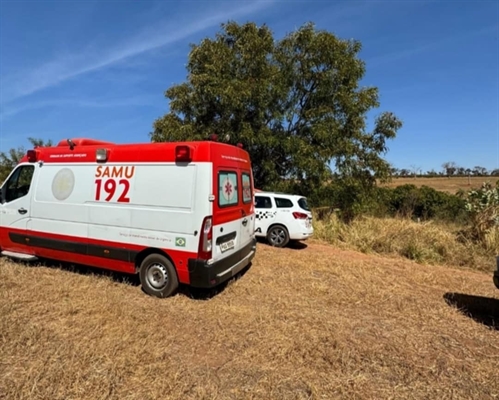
<box><xmin>267</xmin><ymin>225</ymin><xmax>289</xmax><ymax>248</ymax></box>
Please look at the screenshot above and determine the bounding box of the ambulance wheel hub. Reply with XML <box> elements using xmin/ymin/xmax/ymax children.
<box><xmin>147</xmin><ymin>263</ymin><xmax>169</xmax><ymax>289</ymax></box>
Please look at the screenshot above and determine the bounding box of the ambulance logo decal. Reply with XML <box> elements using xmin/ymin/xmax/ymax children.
<box><xmin>222</xmin><ymin>176</ymin><xmax>235</xmax><ymax>202</ymax></box>
<box><xmin>224</xmin><ymin>181</ymin><xmax>233</xmax><ymax>197</ymax></box>
<box><xmin>52</xmin><ymin>168</ymin><xmax>75</xmax><ymax>201</ymax></box>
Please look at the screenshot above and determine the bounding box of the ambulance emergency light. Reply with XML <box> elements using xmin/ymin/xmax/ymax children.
<box><xmin>26</xmin><ymin>150</ymin><xmax>38</xmax><ymax>162</ymax></box>
<box><xmin>96</xmin><ymin>148</ymin><xmax>109</xmax><ymax>162</ymax></box>
<box><xmin>175</xmin><ymin>145</ymin><xmax>192</xmax><ymax>162</ymax></box>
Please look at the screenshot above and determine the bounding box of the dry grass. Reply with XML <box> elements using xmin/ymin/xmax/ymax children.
<box><xmin>313</xmin><ymin>213</ymin><xmax>499</xmax><ymax>272</ymax></box>
<box><xmin>1</xmin><ymin>240</ymin><xmax>499</xmax><ymax>399</ymax></box>
<box><xmin>380</xmin><ymin>176</ymin><xmax>497</xmax><ymax>194</ymax></box>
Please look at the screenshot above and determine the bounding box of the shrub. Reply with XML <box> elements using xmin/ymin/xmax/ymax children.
<box><xmin>308</xmin><ymin>182</ymin><xmax>467</xmax><ymax>224</ymax></box>
<box><xmin>384</xmin><ymin>184</ymin><xmax>467</xmax><ymax>222</ymax></box>
<box><xmin>463</xmin><ymin>181</ymin><xmax>499</xmax><ymax>250</ymax></box>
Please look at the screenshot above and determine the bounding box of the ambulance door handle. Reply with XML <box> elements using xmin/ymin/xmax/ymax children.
<box><xmin>242</xmin><ymin>218</ymin><xmax>248</xmax><ymax>226</ymax></box>
<box><xmin>18</xmin><ymin>208</ymin><xmax>27</xmax><ymax>215</ymax></box>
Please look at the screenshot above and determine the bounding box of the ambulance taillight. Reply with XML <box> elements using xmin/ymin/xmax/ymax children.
<box><xmin>198</xmin><ymin>216</ymin><xmax>213</xmax><ymax>260</ymax></box>
<box><xmin>175</xmin><ymin>145</ymin><xmax>192</xmax><ymax>162</ymax></box>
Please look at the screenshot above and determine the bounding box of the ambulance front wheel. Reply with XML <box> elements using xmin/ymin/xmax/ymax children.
<box><xmin>139</xmin><ymin>253</ymin><xmax>179</xmax><ymax>298</ymax></box>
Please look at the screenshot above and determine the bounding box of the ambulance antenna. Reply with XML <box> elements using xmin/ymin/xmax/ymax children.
<box><xmin>67</xmin><ymin>138</ymin><xmax>75</xmax><ymax>150</ymax></box>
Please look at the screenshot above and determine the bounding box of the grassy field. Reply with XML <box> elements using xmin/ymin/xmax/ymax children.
<box><xmin>1</xmin><ymin>240</ymin><xmax>498</xmax><ymax>399</ymax></box>
<box><xmin>312</xmin><ymin>213</ymin><xmax>499</xmax><ymax>272</ymax></box>
<box><xmin>380</xmin><ymin>176</ymin><xmax>497</xmax><ymax>194</ymax></box>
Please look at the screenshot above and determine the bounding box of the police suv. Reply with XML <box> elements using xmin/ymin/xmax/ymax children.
<box><xmin>254</xmin><ymin>191</ymin><xmax>313</xmax><ymax>248</ymax></box>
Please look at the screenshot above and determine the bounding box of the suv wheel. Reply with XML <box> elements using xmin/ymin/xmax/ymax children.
<box><xmin>267</xmin><ymin>225</ymin><xmax>289</xmax><ymax>248</ymax></box>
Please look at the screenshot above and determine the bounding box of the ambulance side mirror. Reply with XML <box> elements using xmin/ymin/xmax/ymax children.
<box><xmin>0</xmin><ymin>186</ymin><xmax>5</xmax><ymax>204</ymax></box>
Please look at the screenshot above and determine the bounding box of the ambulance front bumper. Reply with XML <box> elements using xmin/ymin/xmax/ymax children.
<box><xmin>188</xmin><ymin>238</ymin><xmax>257</xmax><ymax>288</ymax></box>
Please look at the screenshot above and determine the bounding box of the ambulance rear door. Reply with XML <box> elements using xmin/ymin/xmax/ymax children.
<box><xmin>211</xmin><ymin>167</ymin><xmax>250</xmax><ymax>263</ymax></box>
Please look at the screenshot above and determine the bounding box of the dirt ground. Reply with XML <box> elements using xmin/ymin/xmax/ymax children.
<box><xmin>1</xmin><ymin>239</ymin><xmax>498</xmax><ymax>399</ymax></box>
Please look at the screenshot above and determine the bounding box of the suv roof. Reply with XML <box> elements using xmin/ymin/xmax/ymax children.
<box><xmin>255</xmin><ymin>191</ymin><xmax>306</xmax><ymax>199</ymax></box>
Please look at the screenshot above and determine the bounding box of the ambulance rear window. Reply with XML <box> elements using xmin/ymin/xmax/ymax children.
<box><xmin>218</xmin><ymin>171</ymin><xmax>238</xmax><ymax>207</ymax></box>
<box><xmin>242</xmin><ymin>172</ymin><xmax>252</xmax><ymax>204</ymax></box>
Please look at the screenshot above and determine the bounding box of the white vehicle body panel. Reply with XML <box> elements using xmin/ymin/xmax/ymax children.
<box><xmin>254</xmin><ymin>191</ymin><xmax>313</xmax><ymax>242</ymax></box>
<box><xmin>22</xmin><ymin>162</ymin><xmax>211</xmax><ymax>253</ymax></box>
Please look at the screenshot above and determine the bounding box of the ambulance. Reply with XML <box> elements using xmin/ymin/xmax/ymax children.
<box><xmin>0</xmin><ymin>137</ymin><xmax>257</xmax><ymax>298</ymax></box>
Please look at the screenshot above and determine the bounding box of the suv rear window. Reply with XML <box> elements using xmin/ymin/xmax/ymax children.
<box><xmin>275</xmin><ymin>197</ymin><xmax>294</xmax><ymax>208</ymax></box>
<box><xmin>298</xmin><ymin>197</ymin><xmax>310</xmax><ymax>211</ymax></box>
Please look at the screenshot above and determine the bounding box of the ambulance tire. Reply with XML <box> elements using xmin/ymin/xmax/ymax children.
<box><xmin>267</xmin><ymin>224</ymin><xmax>289</xmax><ymax>248</ymax></box>
<box><xmin>139</xmin><ymin>253</ymin><xmax>179</xmax><ymax>298</ymax></box>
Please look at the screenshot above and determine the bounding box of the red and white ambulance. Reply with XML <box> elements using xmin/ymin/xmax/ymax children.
<box><xmin>0</xmin><ymin>137</ymin><xmax>256</xmax><ymax>297</ymax></box>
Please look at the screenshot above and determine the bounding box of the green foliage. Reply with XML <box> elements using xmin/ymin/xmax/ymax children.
<box><xmin>463</xmin><ymin>181</ymin><xmax>499</xmax><ymax>243</ymax></box>
<box><xmin>151</xmin><ymin>21</ymin><xmax>402</xmax><ymax>191</ymax></box>
<box><xmin>309</xmin><ymin>182</ymin><xmax>468</xmax><ymax>224</ymax></box>
<box><xmin>464</xmin><ymin>181</ymin><xmax>499</xmax><ymax>214</ymax></box>
<box><xmin>386</xmin><ymin>184</ymin><xmax>465</xmax><ymax>221</ymax></box>
<box><xmin>0</xmin><ymin>138</ymin><xmax>53</xmax><ymax>184</ymax></box>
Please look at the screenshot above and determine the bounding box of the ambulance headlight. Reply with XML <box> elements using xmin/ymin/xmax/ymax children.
<box><xmin>96</xmin><ymin>148</ymin><xmax>109</xmax><ymax>162</ymax></box>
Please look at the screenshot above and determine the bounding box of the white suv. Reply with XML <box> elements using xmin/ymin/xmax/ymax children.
<box><xmin>254</xmin><ymin>191</ymin><xmax>313</xmax><ymax>247</ymax></box>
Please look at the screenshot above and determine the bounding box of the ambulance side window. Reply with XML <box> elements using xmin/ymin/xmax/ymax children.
<box><xmin>2</xmin><ymin>165</ymin><xmax>35</xmax><ymax>203</ymax></box>
<box><xmin>218</xmin><ymin>171</ymin><xmax>239</xmax><ymax>207</ymax></box>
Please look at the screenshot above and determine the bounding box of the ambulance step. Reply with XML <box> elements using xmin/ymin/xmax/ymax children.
<box><xmin>1</xmin><ymin>251</ymin><xmax>38</xmax><ymax>261</ymax></box>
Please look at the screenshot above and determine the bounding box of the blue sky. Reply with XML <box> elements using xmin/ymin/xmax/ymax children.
<box><xmin>0</xmin><ymin>0</ymin><xmax>498</xmax><ymax>173</ymax></box>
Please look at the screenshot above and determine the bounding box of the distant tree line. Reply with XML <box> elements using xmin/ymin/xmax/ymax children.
<box><xmin>390</xmin><ymin>161</ymin><xmax>498</xmax><ymax>178</ymax></box>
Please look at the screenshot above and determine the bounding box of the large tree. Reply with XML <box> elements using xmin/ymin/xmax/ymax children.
<box><xmin>151</xmin><ymin>21</ymin><xmax>402</xmax><ymax>191</ymax></box>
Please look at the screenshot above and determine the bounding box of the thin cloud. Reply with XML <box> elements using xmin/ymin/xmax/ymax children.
<box><xmin>0</xmin><ymin>0</ymin><xmax>273</xmax><ymax>104</ymax></box>
<box><xmin>0</xmin><ymin>95</ymin><xmax>160</xmax><ymax>122</ymax></box>
<box><xmin>367</xmin><ymin>24</ymin><xmax>499</xmax><ymax>68</ymax></box>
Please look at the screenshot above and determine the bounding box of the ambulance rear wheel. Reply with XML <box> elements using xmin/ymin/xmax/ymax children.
<box><xmin>139</xmin><ymin>253</ymin><xmax>179</xmax><ymax>298</ymax></box>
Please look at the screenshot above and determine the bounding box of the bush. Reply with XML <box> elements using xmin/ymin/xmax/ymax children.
<box><xmin>308</xmin><ymin>182</ymin><xmax>467</xmax><ymax>224</ymax></box>
<box><xmin>463</xmin><ymin>181</ymin><xmax>499</xmax><ymax>249</ymax></box>
<box><xmin>385</xmin><ymin>184</ymin><xmax>467</xmax><ymax>222</ymax></box>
